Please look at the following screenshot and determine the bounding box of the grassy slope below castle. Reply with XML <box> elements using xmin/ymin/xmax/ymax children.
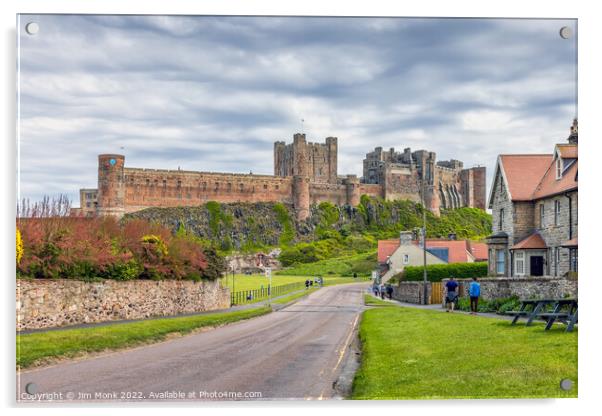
<box><xmin>125</xmin><ymin>197</ymin><xmax>492</xmax><ymax>276</ymax></box>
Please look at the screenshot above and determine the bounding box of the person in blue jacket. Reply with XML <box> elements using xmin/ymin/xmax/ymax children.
<box><xmin>469</xmin><ymin>277</ymin><xmax>481</xmax><ymax>315</ymax></box>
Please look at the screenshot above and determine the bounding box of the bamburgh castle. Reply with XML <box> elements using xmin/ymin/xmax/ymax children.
<box><xmin>73</xmin><ymin>133</ymin><xmax>486</xmax><ymax>220</ymax></box>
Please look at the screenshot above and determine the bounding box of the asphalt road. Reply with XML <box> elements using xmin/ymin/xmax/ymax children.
<box><xmin>18</xmin><ymin>282</ymin><xmax>367</xmax><ymax>402</ymax></box>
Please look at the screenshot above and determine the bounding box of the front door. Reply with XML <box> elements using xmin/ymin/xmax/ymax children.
<box><xmin>530</xmin><ymin>256</ymin><xmax>544</xmax><ymax>276</ymax></box>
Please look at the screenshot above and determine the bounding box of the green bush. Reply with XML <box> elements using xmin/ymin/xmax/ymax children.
<box><xmin>457</xmin><ymin>296</ymin><xmax>521</xmax><ymax>314</ymax></box>
<box><xmin>398</xmin><ymin>262</ymin><xmax>488</xmax><ymax>282</ymax></box>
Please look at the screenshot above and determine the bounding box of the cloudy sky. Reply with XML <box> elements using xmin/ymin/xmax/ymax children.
<box><xmin>17</xmin><ymin>15</ymin><xmax>577</xmax><ymax>207</ymax></box>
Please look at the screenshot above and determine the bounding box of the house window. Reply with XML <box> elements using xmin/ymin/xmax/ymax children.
<box><xmin>556</xmin><ymin>158</ymin><xmax>562</xmax><ymax>179</ymax></box>
<box><xmin>554</xmin><ymin>247</ymin><xmax>560</xmax><ymax>276</ymax></box>
<box><xmin>498</xmin><ymin>208</ymin><xmax>504</xmax><ymax>230</ymax></box>
<box><xmin>539</xmin><ymin>203</ymin><xmax>545</xmax><ymax>228</ymax></box>
<box><xmin>403</xmin><ymin>254</ymin><xmax>409</xmax><ymax>264</ymax></box>
<box><xmin>514</xmin><ymin>251</ymin><xmax>525</xmax><ymax>276</ymax></box>
<box><xmin>554</xmin><ymin>200</ymin><xmax>560</xmax><ymax>226</ymax></box>
<box><xmin>496</xmin><ymin>250</ymin><xmax>505</xmax><ymax>275</ymax></box>
<box><xmin>569</xmin><ymin>248</ymin><xmax>578</xmax><ymax>272</ymax></box>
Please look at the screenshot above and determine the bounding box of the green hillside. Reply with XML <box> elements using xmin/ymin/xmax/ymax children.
<box><xmin>124</xmin><ymin>197</ymin><xmax>491</xmax><ymax>272</ymax></box>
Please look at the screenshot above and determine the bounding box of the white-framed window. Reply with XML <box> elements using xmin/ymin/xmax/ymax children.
<box><xmin>496</xmin><ymin>250</ymin><xmax>505</xmax><ymax>275</ymax></box>
<box><xmin>515</xmin><ymin>251</ymin><xmax>525</xmax><ymax>276</ymax></box>
<box><xmin>403</xmin><ymin>254</ymin><xmax>409</xmax><ymax>265</ymax></box>
<box><xmin>556</xmin><ymin>158</ymin><xmax>562</xmax><ymax>179</ymax></box>
<box><xmin>539</xmin><ymin>203</ymin><xmax>545</xmax><ymax>228</ymax></box>
<box><xmin>554</xmin><ymin>200</ymin><xmax>560</xmax><ymax>226</ymax></box>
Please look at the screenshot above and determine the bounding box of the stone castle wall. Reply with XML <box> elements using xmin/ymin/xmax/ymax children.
<box><xmin>122</xmin><ymin>168</ymin><xmax>294</xmax><ymax>214</ymax></box>
<box><xmin>16</xmin><ymin>279</ymin><xmax>230</xmax><ymax>331</ymax></box>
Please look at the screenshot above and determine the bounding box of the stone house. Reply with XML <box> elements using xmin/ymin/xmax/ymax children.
<box><xmin>377</xmin><ymin>232</ymin><xmax>488</xmax><ymax>282</ymax></box>
<box><xmin>486</xmin><ymin>120</ymin><xmax>578</xmax><ymax>277</ymax></box>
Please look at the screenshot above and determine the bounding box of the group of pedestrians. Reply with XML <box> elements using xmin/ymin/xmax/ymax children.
<box><xmin>373</xmin><ymin>283</ymin><xmax>393</xmax><ymax>300</ymax></box>
<box><xmin>445</xmin><ymin>276</ymin><xmax>481</xmax><ymax>314</ymax></box>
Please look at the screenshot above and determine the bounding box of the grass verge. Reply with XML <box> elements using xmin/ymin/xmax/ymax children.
<box><xmin>352</xmin><ymin>306</ymin><xmax>577</xmax><ymax>399</ymax></box>
<box><xmin>364</xmin><ymin>294</ymin><xmax>396</xmax><ymax>307</ymax></box>
<box><xmin>17</xmin><ymin>306</ymin><xmax>271</xmax><ymax>369</ymax></box>
<box><xmin>272</xmin><ymin>288</ymin><xmax>319</xmax><ymax>305</ymax></box>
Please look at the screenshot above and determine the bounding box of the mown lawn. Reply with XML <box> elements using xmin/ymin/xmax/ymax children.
<box><xmin>352</xmin><ymin>306</ymin><xmax>577</xmax><ymax>399</ymax></box>
<box><xmin>17</xmin><ymin>306</ymin><xmax>271</xmax><ymax>369</ymax></box>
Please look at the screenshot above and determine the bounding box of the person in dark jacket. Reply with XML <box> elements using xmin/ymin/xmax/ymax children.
<box><xmin>445</xmin><ymin>277</ymin><xmax>459</xmax><ymax>312</ymax></box>
<box><xmin>386</xmin><ymin>284</ymin><xmax>393</xmax><ymax>300</ymax></box>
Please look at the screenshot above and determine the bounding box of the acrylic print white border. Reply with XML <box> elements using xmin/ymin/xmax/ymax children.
<box><xmin>3</xmin><ymin>1</ymin><xmax>601</xmax><ymax>416</ymax></box>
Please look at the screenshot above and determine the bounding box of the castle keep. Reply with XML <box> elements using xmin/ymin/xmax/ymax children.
<box><xmin>74</xmin><ymin>133</ymin><xmax>486</xmax><ymax>220</ymax></box>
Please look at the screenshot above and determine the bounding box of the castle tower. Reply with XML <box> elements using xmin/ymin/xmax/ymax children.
<box><xmin>326</xmin><ymin>136</ymin><xmax>338</xmax><ymax>184</ymax></box>
<box><xmin>293</xmin><ymin>175</ymin><xmax>310</xmax><ymax>221</ymax></box>
<box><xmin>292</xmin><ymin>133</ymin><xmax>308</xmax><ymax>176</ymax></box>
<box><xmin>97</xmin><ymin>154</ymin><xmax>125</xmax><ymax>217</ymax></box>
<box><xmin>344</xmin><ymin>175</ymin><xmax>360</xmax><ymax>207</ymax></box>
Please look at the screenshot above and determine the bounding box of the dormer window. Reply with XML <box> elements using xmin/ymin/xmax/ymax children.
<box><xmin>555</xmin><ymin>157</ymin><xmax>563</xmax><ymax>180</ymax></box>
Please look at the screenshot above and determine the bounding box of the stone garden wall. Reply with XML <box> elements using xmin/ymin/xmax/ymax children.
<box><xmin>16</xmin><ymin>279</ymin><xmax>230</xmax><ymax>331</ymax></box>
<box><xmin>442</xmin><ymin>277</ymin><xmax>577</xmax><ymax>302</ymax></box>
<box><xmin>392</xmin><ymin>282</ymin><xmax>432</xmax><ymax>304</ymax></box>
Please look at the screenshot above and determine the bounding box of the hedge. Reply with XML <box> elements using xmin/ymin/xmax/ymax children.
<box><xmin>396</xmin><ymin>262</ymin><xmax>488</xmax><ymax>282</ymax></box>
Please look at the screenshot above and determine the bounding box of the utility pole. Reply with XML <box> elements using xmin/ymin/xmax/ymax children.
<box><xmin>422</xmin><ymin>177</ymin><xmax>428</xmax><ymax>305</ymax></box>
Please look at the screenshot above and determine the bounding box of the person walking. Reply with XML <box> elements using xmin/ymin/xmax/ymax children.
<box><xmin>445</xmin><ymin>277</ymin><xmax>459</xmax><ymax>312</ymax></box>
<box><xmin>373</xmin><ymin>284</ymin><xmax>379</xmax><ymax>297</ymax></box>
<box><xmin>386</xmin><ymin>284</ymin><xmax>393</xmax><ymax>300</ymax></box>
<box><xmin>379</xmin><ymin>283</ymin><xmax>386</xmax><ymax>300</ymax></box>
<box><xmin>305</xmin><ymin>279</ymin><xmax>310</xmax><ymax>290</ymax></box>
<box><xmin>469</xmin><ymin>277</ymin><xmax>481</xmax><ymax>315</ymax></box>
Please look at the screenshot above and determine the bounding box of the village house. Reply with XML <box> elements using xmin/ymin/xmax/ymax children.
<box><xmin>486</xmin><ymin>120</ymin><xmax>578</xmax><ymax>278</ymax></box>
<box><xmin>377</xmin><ymin>231</ymin><xmax>488</xmax><ymax>282</ymax></box>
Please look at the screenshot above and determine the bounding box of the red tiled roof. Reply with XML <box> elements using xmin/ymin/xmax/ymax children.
<box><xmin>424</xmin><ymin>240</ymin><xmax>471</xmax><ymax>263</ymax></box>
<box><xmin>467</xmin><ymin>242</ymin><xmax>488</xmax><ymax>261</ymax></box>
<box><xmin>511</xmin><ymin>233</ymin><xmax>547</xmax><ymax>250</ymax></box>
<box><xmin>499</xmin><ymin>154</ymin><xmax>553</xmax><ymax>201</ymax></box>
<box><xmin>531</xmin><ymin>159</ymin><xmax>578</xmax><ymax>200</ymax></box>
<box><xmin>562</xmin><ymin>237</ymin><xmax>578</xmax><ymax>247</ymax></box>
<box><xmin>377</xmin><ymin>239</ymin><xmax>400</xmax><ymax>263</ymax></box>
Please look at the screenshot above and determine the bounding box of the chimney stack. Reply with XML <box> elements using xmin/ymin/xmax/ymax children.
<box><xmin>568</xmin><ymin>118</ymin><xmax>578</xmax><ymax>144</ymax></box>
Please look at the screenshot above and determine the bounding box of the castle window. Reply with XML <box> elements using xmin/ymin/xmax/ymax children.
<box><xmin>555</xmin><ymin>158</ymin><xmax>563</xmax><ymax>179</ymax></box>
<box><xmin>275</xmin><ymin>185</ymin><xmax>279</xmax><ymax>190</ymax></box>
<box><xmin>177</xmin><ymin>180</ymin><xmax>182</xmax><ymax>188</ymax></box>
<box><xmin>227</xmin><ymin>183</ymin><xmax>232</xmax><ymax>191</ymax></box>
<box><xmin>239</xmin><ymin>183</ymin><xmax>244</xmax><ymax>191</ymax></box>
<box><xmin>263</xmin><ymin>184</ymin><xmax>268</xmax><ymax>190</ymax></box>
<box><xmin>202</xmin><ymin>182</ymin><xmax>207</xmax><ymax>190</ymax></box>
<box><xmin>554</xmin><ymin>200</ymin><xmax>560</xmax><ymax>226</ymax></box>
<box><xmin>539</xmin><ymin>203</ymin><xmax>545</xmax><ymax>227</ymax></box>
<box><xmin>146</xmin><ymin>179</ymin><xmax>150</xmax><ymax>186</ymax></box>
<box><xmin>215</xmin><ymin>182</ymin><xmax>219</xmax><ymax>190</ymax></box>
<box><xmin>162</xmin><ymin>179</ymin><xmax>167</xmax><ymax>187</ymax></box>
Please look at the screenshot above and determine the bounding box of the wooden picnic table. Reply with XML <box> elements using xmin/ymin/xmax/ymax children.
<box><xmin>506</xmin><ymin>298</ymin><xmax>577</xmax><ymax>332</ymax></box>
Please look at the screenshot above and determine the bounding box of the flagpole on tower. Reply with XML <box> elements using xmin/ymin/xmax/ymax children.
<box><xmin>301</xmin><ymin>118</ymin><xmax>304</xmax><ymax>134</ymax></box>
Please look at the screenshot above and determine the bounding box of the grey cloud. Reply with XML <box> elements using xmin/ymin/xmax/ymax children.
<box><xmin>17</xmin><ymin>15</ymin><xmax>577</xmax><ymax>206</ymax></box>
